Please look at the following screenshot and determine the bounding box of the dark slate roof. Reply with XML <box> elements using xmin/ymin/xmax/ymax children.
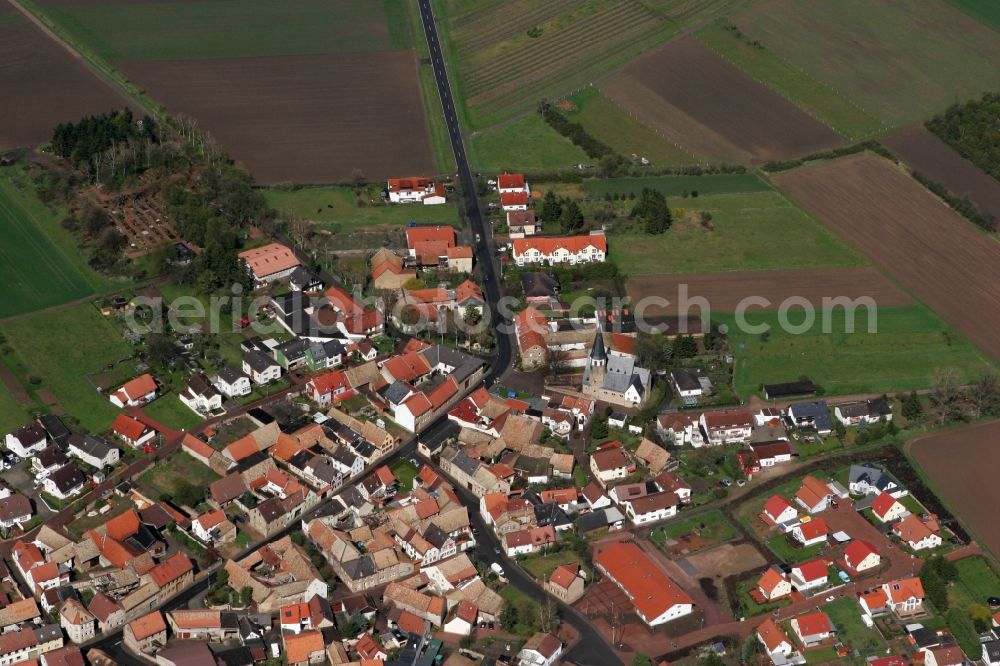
<box><xmin>332</xmin><ymin>446</ymin><xmax>359</xmax><ymax>468</ymax></box>
<box><xmin>763</xmin><ymin>381</ymin><xmax>816</xmax><ymax>399</ymax></box>
<box><xmin>350</xmin><ymin>438</ymin><xmax>376</xmax><ymax>459</ymax></box>
<box><xmin>520</xmin><ymin>272</ymin><xmax>559</xmax><ymax>299</ymax></box>
<box><xmin>341</xmin><ymin>554</ymin><xmax>377</xmax><ymax>580</ymax></box>
<box><xmin>788</xmin><ymin>400</ymin><xmax>833</xmax><ymax>431</ymax></box>
<box><xmin>589</xmin><ymin>333</ymin><xmax>607</xmax><ymax>362</ymax></box>
<box><xmin>35</xmin><ymin>445</ymin><xmax>68</xmax><ymax>469</ymax></box>
<box><xmin>67</xmin><ymin>434</ymin><xmax>114</xmax><ymax>461</ymax></box>
<box><xmin>217</xmin><ymin>365</ymin><xmax>249</xmax><ymax>384</ymax></box>
<box><xmin>306</xmin><ymin>455</ymin><xmax>341</xmax><ymax>485</ymax></box>
<box><xmin>534</xmin><ymin>502</ymin><xmax>571</xmax><ymax>529</ymax></box>
<box><xmin>48</xmin><ymin>463</ymin><xmax>85</xmax><ymax>493</ymax></box>
<box><xmin>448</xmin><ymin>450</ymin><xmax>480</xmax><ymax>477</ymax></box>
<box><xmin>383</xmin><ymin>381</ymin><xmax>413</xmax><ymax>406</ymax></box>
<box><xmin>38</xmin><ymin>415</ymin><xmax>70</xmax><ymax>442</ymax></box>
<box><xmin>243</xmin><ymin>350</ymin><xmax>278</xmax><ymax>373</ymax></box>
<box><xmin>423</xmin><ymin>524</ymin><xmax>449</xmax><ymax>549</ymax></box>
<box><xmin>276</xmin><ymin>337</ymin><xmax>310</xmax><ymax>361</ymax></box>
<box><xmin>670</xmin><ymin>368</ymin><xmax>708</xmax><ymax>392</ymax></box>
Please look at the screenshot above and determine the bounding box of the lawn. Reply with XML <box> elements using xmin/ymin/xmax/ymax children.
<box><xmin>0</xmin><ymin>166</ymin><xmax>114</xmax><ymax>318</ymax></box>
<box><xmin>945</xmin><ymin>0</ymin><xmax>1000</xmax><ymax>31</ymax></box>
<box><xmin>466</xmin><ymin>113</ymin><xmax>589</xmax><ymax>174</ymax></box>
<box><xmin>390</xmin><ymin>460</ymin><xmax>419</xmax><ymax>492</ymax></box>
<box><xmin>950</xmin><ymin>556</ymin><xmax>1000</xmax><ymax>609</ymax></box>
<box><xmin>66</xmin><ymin>495</ymin><xmax>134</xmax><ymax>540</ymax></box>
<box><xmin>735</xmin><ymin>578</ymin><xmax>789</xmax><ymax>617</ymax></box>
<box><xmin>499</xmin><ymin>586</ymin><xmax>542</xmax><ymax>636</ymax></box>
<box><xmin>563</xmin><ymin>86</ymin><xmax>696</xmax><ymax>166</ymax></box>
<box><xmin>766</xmin><ymin>533</ymin><xmax>825</xmax><ymax>564</ymax></box>
<box><xmin>824</xmin><ymin>597</ymin><xmax>885</xmax><ymax>656</ymax></box>
<box><xmin>651</xmin><ymin>510</ymin><xmax>738</xmax><ymax>546</ymax></box>
<box><xmin>583</xmin><ymin>173</ymin><xmax>771</xmax><ymax>199</ymax></box>
<box><xmin>695</xmin><ymin>19</ymin><xmax>883</xmax><ymax>140</ymax></box>
<box><xmin>717</xmin><ymin>305</ymin><xmax>996</xmax><ymax>399</ymax></box>
<box><xmin>517</xmin><ymin>549</ymin><xmax>586</xmax><ymax>581</ymax></box>
<box><xmin>142</xmin><ymin>396</ymin><xmax>204</xmax><ymax>432</ymax></box>
<box><xmin>728</xmin><ymin>0</ymin><xmax>1000</xmax><ymax>128</ymax></box>
<box><xmin>264</xmin><ymin>186</ymin><xmax>460</xmax><ymax>232</ymax></box>
<box><xmin>0</xmin><ymin>387</ymin><xmax>30</xmax><ymax>436</ymax></box>
<box><xmin>35</xmin><ymin>0</ymin><xmax>412</xmax><ymax>62</ymax></box>
<box><xmin>608</xmin><ymin>190</ymin><xmax>863</xmax><ymax>275</ymax></box>
<box><xmin>0</xmin><ymin>302</ymin><xmax>134</xmax><ymax>433</ymax></box>
<box><xmin>138</xmin><ymin>450</ymin><xmax>220</xmax><ymax>504</ymax></box>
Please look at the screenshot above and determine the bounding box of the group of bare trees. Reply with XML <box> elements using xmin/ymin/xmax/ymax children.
<box><xmin>930</xmin><ymin>368</ymin><xmax>999</xmax><ymax>424</ymax></box>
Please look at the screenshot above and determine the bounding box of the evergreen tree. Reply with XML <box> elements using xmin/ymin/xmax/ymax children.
<box><xmin>541</xmin><ymin>190</ymin><xmax>562</xmax><ymax>222</ymax></box>
<box><xmin>631</xmin><ymin>187</ymin><xmax>672</xmax><ymax>234</ymax></box>
<box><xmin>560</xmin><ymin>201</ymin><xmax>584</xmax><ymax>232</ymax></box>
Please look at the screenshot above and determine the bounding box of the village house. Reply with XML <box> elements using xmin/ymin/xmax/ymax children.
<box><xmin>284</xmin><ymin>629</ymin><xmax>326</xmax><ymax>666</ymax></box>
<box><xmin>87</xmin><ymin>593</ymin><xmax>125</xmax><ymax>633</ymax></box>
<box><xmin>794</xmin><ymin>475</ymin><xmax>847</xmax><ymax>514</ymax></box>
<box><xmin>757</xmin><ymin>618</ymin><xmax>798</xmax><ymax>663</ymax></box>
<box><xmin>758</xmin><ymin>566</ymin><xmax>792</xmax><ymax>601</ymax></box>
<box><xmin>545</xmin><ymin>563</ymin><xmax>586</xmax><ymax>603</ymax></box>
<box><xmin>871</xmin><ymin>491</ymin><xmax>908</xmax><ymax>523</ymax></box>
<box><xmin>112</xmin><ymin>413</ymin><xmax>156</xmax><ymax>449</ymax></box>
<box><xmin>242</xmin><ymin>350</ymin><xmax>282</xmax><ymax>385</ymax></box>
<box><xmin>0</xmin><ymin>494</ymin><xmax>32</xmax><ymax>530</ymax></box>
<box><xmin>922</xmin><ymin>645</ymin><xmax>966</xmax><ymax>666</ymax></box>
<box><xmin>278</xmin><ymin>596</ymin><xmax>334</xmax><ymax>635</ymax></box>
<box><xmin>848</xmin><ymin>463</ymin><xmax>906</xmax><ymax>497</ymax></box>
<box><xmin>512</xmin><ymin>231</ymin><xmax>607</xmax><ymax>266</ymax></box>
<box><xmin>883</xmin><ymin>577</ymin><xmax>925</xmax><ymax>617</ymax></box>
<box><xmin>108</xmin><ymin>374</ymin><xmax>157</xmax><ymax>408</ymax></box>
<box><xmin>787</xmin><ymin>400</ymin><xmax>833</xmax><ymax>435</ymax></box>
<box><xmin>503</xmin><ymin>525</ymin><xmax>556</xmax><ymax>557</ymax></box>
<box><xmin>761</xmin><ymin>495</ymin><xmax>799</xmax><ymax>527</ymax></box>
<box><xmin>671</xmin><ymin>368</ymin><xmax>713</xmax><ymax>405</ymax></box>
<box><xmin>123</xmin><ymin>611</ymin><xmax>167</xmax><ymax>656</ymax></box>
<box><xmin>66</xmin><ymin>434</ymin><xmax>119</xmax><ymax>469</ymax></box>
<box><xmin>386</xmin><ymin>177</ymin><xmax>444</xmax><ymax>204</ymax></box>
<box><xmin>497</xmin><ymin>172</ymin><xmax>530</xmax><ymax>195</ymax></box>
<box><xmin>42</xmin><ymin>464</ymin><xmax>85</xmax><ymax>501</ymax></box>
<box><xmin>239</xmin><ymin>242</ymin><xmax>300</xmax><ymax>285</ymax></box>
<box><xmin>593</xmin><ymin>542</ymin><xmax>694</xmax><ymax>626</ymax></box>
<box><xmin>224</xmin><ymin>536</ymin><xmax>328</xmax><ymax>612</ymax></box>
<box><xmin>213</xmin><ymin>366</ymin><xmax>252</xmax><ymax>398</ymax></box>
<box><xmin>508</xmin><ymin>209</ymin><xmax>540</xmax><ymax>236</ymax></box>
<box><xmin>5</xmin><ymin>422</ymin><xmax>47</xmax><ymax>458</ymax></box>
<box><xmin>0</xmin><ymin>597</ymin><xmax>40</xmax><ymax>632</ymax></box>
<box><xmin>178</xmin><ymin>373</ymin><xmax>223</xmax><ymax>416</ymax></box>
<box><xmin>790</xmin><ymin>610</ymin><xmax>834</xmax><ymax>647</ymax></box>
<box><xmin>792</xmin><ymin>517</ymin><xmax>828</xmax><ymax>547</ymax></box>
<box><xmin>58</xmin><ymin>600</ymin><xmax>95</xmax><ymax>644</ymax></box>
<box><xmin>699</xmin><ymin>408</ymin><xmax>754</xmax><ymax>446</ymax></box>
<box><xmin>834</xmin><ymin>397</ymin><xmax>893</xmax><ymax>426</ymax></box>
<box><xmin>192</xmin><ymin>510</ymin><xmax>236</xmax><ymax>545</ymax></box>
<box><xmin>306</xmin><ymin>370</ymin><xmax>353</xmax><ymax>407</ymax></box>
<box><xmin>657</xmin><ymin>412</ymin><xmax>704</xmax><ymax>447</ymax></box>
<box><xmin>893</xmin><ymin>514</ymin><xmax>943</xmax><ymax>550</ymax></box>
<box><xmin>166</xmin><ymin>609</ymin><xmax>239</xmax><ymax>642</ymax></box>
<box><xmin>517</xmin><ymin>632</ymin><xmax>563</xmax><ymax>666</ymax></box>
<box><xmin>501</xmin><ymin>191</ymin><xmax>529</xmax><ymax>212</ymax></box>
<box><xmin>589</xmin><ymin>447</ymin><xmax>630</xmax><ymax>487</ymax></box>
<box><xmin>790</xmin><ymin>559</ymin><xmax>828</xmax><ymax>591</ymax></box>
<box><xmin>843</xmin><ymin>539</ymin><xmax>881</xmax><ymax>573</ymax></box>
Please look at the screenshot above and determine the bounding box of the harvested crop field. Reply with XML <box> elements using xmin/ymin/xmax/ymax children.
<box><xmin>603</xmin><ymin>37</ymin><xmax>843</xmax><ymax>164</ymax></box>
<box><xmin>881</xmin><ymin>126</ymin><xmax>1000</xmax><ymax>221</ymax></box>
<box><xmin>120</xmin><ymin>52</ymin><xmax>436</xmax><ymax>184</ymax></box>
<box><xmin>627</xmin><ymin>267</ymin><xmax>911</xmax><ymax>316</ymax></box>
<box><xmin>772</xmin><ymin>152</ymin><xmax>1000</xmax><ymax>362</ymax></box>
<box><xmin>910</xmin><ymin>420</ymin><xmax>1000</xmax><ymax>557</ymax></box>
<box><xmin>0</xmin><ymin>11</ymin><xmax>136</xmax><ymax>149</ymax></box>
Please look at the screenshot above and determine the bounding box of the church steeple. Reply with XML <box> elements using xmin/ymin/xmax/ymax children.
<box><xmin>589</xmin><ymin>332</ymin><xmax>607</xmax><ymax>365</ymax></box>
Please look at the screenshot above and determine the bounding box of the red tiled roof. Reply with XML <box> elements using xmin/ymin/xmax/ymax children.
<box><xmin>497</xmin><ymin>173</ymin><xmax>526</xmax><ymax>189</ymax></box>
<box><xmin>702</xmin><ymin>408</ymin><xmax>753</xmax><ymax>429</ymax></box>
<box><xmin>500</xmin><ymin>192</ymin><xmax>529</xmax><ymax>207</ymax></box>
<box><xmin>309</xmin><ymin>370</ymin><xmax>351</xmax><ymax>397</ymax></box>
<box><xmin>112</xmin><ymin>413</ymin><xmax>150</xmax><ymax>441</ymax></box>
<box><xmin>512</xmin><ymin>233</ymin><xmax>606</xmax><ymax>256</ymax></box>
<box><xmin>757</xmin><ymin>617</ymin><xmax>790</xmax><ymax>652</ymax></box>
<box><xmin>548</xmin><ymin>563</ymin><xmax>580</xmax><ymax>590</ymax></box>
<box><xmin>402</xmin><ymin>392</ymin><xmax>433</xmax><ymax>417</ymax></box>
<box><xmin>591</xmin><ymin>447</ymin><xmax>628</xmax><ymax>472</ymax></box>
<box><xmin>793</xmin><ymin>558</ymin><xmax>827</xmax><ymax>582</ymax></box>
<box><xmin>116</xmin><ymin>374</ymin><xmax>157</xmax><ymax>402</ymax></box>
<box><xmin>128</xmin><ymin>611</ymin><xmax>166</xmax><ymax>641</ymax></box>
<box><xmin>758</xmin><ymin>567</ymin><xmax>787</xmax><ymax>595</ymax></box>
<box><xmin>794</xmin><ymin>610</ymin><xmax>832</xmax><ymax>637</ymax></box>
<box><xmin>797</xmin><ymin>517</ymin><xmax>828</xmax><ymax>540</ymax></box>
<box><xmin>239</xmin><ymin>242</ymin><xmax>300</xmax><ymax>278</ymax></box>
<box><xmin>406</xmin><ymin>225</ymin><xmax>455</xmax><ymax>250</ymax></box>
<box><xmin>844</xmin><ymin>539</ymin><xmax>879</xmax><ymax>568</ymax></box>
<box><xmin>388</xmin><ymin>177</ymin><xmax>432</xmax><ymax>192</ymax></box>
<box><xmin>594</xmin><ymin>542</ymin><xmax>693</xmax><ymax>622</ymax></box>
<box><xmin>104</xmin><ymin>509</ymin><xmax>140</xmax><ymax>541</ymax></box>
<box><xmin>285</xmin><ymin>630</ymin><xmax>324</xmax><ymax>664</ymax></box>
<box><xmin>884</xmin><ymin>577</ymin><xmax>924</xmax><ymax>603</ymax></box>
<box><xmin>181</xmin><ymin>434</ymin><xmax>215</xmax><ymax>461</ymax></box>
<box><xmin>149</xmin><ymin>552</ymin><xmax>192</xmax><ymax>587</ymax></box>
<box><xmin>871</xmin><ymin>491</ymin><xmax>901</xmax><ymax>518</ymax></box>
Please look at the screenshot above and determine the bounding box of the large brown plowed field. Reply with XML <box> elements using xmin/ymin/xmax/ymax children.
<box><xmin>120</xmin><ymin>51</ymin><xmax>436</xmax><ymax>184</ymax></box>
<box><xmin>604</xmin><ymin>37</ymin><xmax>844</xmax><ymax>163</ymax></box>
<box><xmin>0</xmin><ymin>13</ymin><xmax>136</xmax><ymax>150</ymax></box>
<box><xmin>882</xmin><ymin>126</ymin><xmax>1000</xmax><ymax>223</ymax></box>
<box><xmin>627</xmin><ymin>267</ymin><xmax>911</xmax><ymax>315</ymax></box>
<box><xmin>910</xmin><ymin>420</ymin><xmax>1000</xmax><ymax>557</ymax></box>
<box><xmin>772</xmin><ymin>152</ymin><xmax>1000</xmax><ymax>361</ymax></box>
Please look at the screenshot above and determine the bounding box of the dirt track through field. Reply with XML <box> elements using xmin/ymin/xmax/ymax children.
<box><xmin>772</xmin><ymin>152</ymin><xmax>1000</xmax><ymax>362</ymax></box>
<box><xmin>627</xmin><ymin>267</ymin><xmax>911</xmax><ymax>315</ymax></box>
<box><xmin>0</xmin><ymin>7</ymin><xmax>138</xmax><ymax>149</ymax></box>
<box><xmin>605</xmin><ymin>37</ymin><xmax>844</xmax><ymax>163</ymax></box>
<box><xmin>910</xmin><ymin>420</ymin><xmax>1000</xmax><ymax>558</ymax></box>
<box><xmin>882</xmin><ymin>126</ymin><xmax>1000</xmax><ymax>222</ymax></box>
<box><xmin>120</xmin><ymin>51</ymin><xmax>437</xmax><ymax>184</ymax></box>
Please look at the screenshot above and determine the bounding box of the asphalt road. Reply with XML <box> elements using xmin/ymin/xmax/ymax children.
<box><xmin>416</xmin><ymin>0</ymin><xmax>513</xmax><ymax>384</ymax></box>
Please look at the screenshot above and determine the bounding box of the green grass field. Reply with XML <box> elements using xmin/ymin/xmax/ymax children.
<box><xmin>563</xmin><ymin>86</ymin><xmax>695</xmax><ymax>166</ymax></box>
<box><xmin>517</xmin><ymin>549</ymin><xmax>586</xmax><ymax>581</ymax></box>
<box><xmin>945</xmin><ymin>0</ymin><xmax>1000</xmax><ymax>32</ymax></box>
<box><xmin>138</xmin><ymin>450</ymin><xmax>220</xmax><ymax>502</ymax></box>
<box><xmin>265</xmin><ymin>186</ymin><xmax>460</xmax><ymax>232</ymax></box>
<box><xmin>729</xmin><ymin>0</ymin><xmax>1000</xmax><ymax>128</ymax></box>
<box><xmin>766</xmin><ymin>533</ymin><xmax>825</xmax><ymax>563</ymax></box>
<box><xmin>717</xmin><ymin>306</ymin><xmax>995</xmax><ymax>399</ymax></box>
<box><xmin>0</xmin><ymin>386</ymin><xmax>31</xmax><ymax>435</ymax></box>
<box><xmin>608</xmin><ymin>190</ymin><xmax>863</xmax><ymax>275</ymax></box>
<box><xmin>584</xmin><ymin>173</ymin><xmax>771</xmax><ymax>198</ymax></box>
<box><xmin>143</xmin><ymin>396</ymin><xmax>204</xmax><ymax>431</ymax></box>
<box><xmin>0</xmin><ymin>167</ymin><xmax>113</xmax><ymax>318</ymax></box>
<box><xmin>467</xmin><ymin>113</ymin><xmax>590</xmax><ymax>173</ymax></box>
<box><xmin>824</xmin><ymin>598</ymin><xmax>885</xmax><ymax>655</ymax></box>
<box><xmin>949</xmin><ymin>556</ymin><xmax>1000</xmax><ymax>609</ymax></box>
<box><xmin>390</xmin><ymin>459</ymin><xmax>419</xmax><ymax>492</ymax></box>
<box><xmin>696</xmin><ymin>19</ymin><xmax>884</xmax><ymax>140</ymax></box>
<box><xmin>38</xmin><ymin>0</ymin><xmax>411</xmax><ymax>61</ymax></box>
<box><xmin>650</xmin><ymin>510</ymin><xmax>738</xmax><ymax>546</ymax></box>
<box><xmin>0</xmin><ymin>302</ymin><xmax>133</xmax><ymax>433</ymax></box>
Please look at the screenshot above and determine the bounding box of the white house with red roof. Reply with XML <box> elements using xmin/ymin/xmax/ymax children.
<box><xmin>790</xmin><ymin>559</ymin><xmax>828</xmax><ymax>591</ymax></box>
<box><xmin>757</xmin><ymin>566</ymin><xmax>792</xmax><ymax>601</ymax></box>
<box><xmin>512</xmin><ymin>231</ymin><xmax>606</xmax><ymax>266</ymax></box>
<box><xmin>757</xmin><ymin>618</ymin><xmax>798</xmax><ymax>663</ymax></box>
<box><xmin>790</xmin><ymin>610</ymin><xmax>833</xmax><ymax>647</ymax></box>
<box><xmin>500</xmin><ymin>191</ymin><xmax>530</xmax><ymax>212</ymax></box>
<box><xmin>792</xmin><ymin>517</ymin><xmax>828</xmax><ymax>547</ymax></box>
<box><xmin>239</xmin><ymin>242</ymin><xmax>301</xmax><ymax>285</ymax></box>
<box><xmin>871</xmin><ymin>491</ymin><xmax>908</xmax><ymax>523</ymax></box>
<box><xmin>387</xmin><ymin>177</ymin><xmax>445</xmax><ymax>205</ymax></box>
<box><xmin>881</xmin><ymin>577</ymin><xmax>924</xmax><ymax>617</ymax></box>
<box><xmin>699</xmin><ymin>408</ymin><xmax>753</xmax><ymax>446</ymax></box>
<box><xmin>111</xmin><ymin>414</ymin><xmax>156</xmax><ymax>449</ymax></box>
<box><xmin>306</xmin><ymin>370</ymin><xmax>354</xmax><ymax>407</ymax></box>
<box><xmin>761</xmin><ymin>495</ymin><xmax>799</xmax><ymax>527</ymax></box>
<box><xmin>843</xmin><ymin>539</ymin><xmax>880</xmax><ymax>573</ymax></box>
<box><xmin>108</xmin><ymin>374</ymin><xmax>157</xmax><ymax>408</ymax></box>
<box><xmin>497</xmin><ymin>173</ymin><xmax>529</xmax><ymax>195</ymax></box>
